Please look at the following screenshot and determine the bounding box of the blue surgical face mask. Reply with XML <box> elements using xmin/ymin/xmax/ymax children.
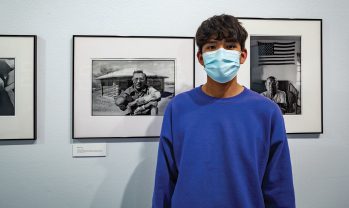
<box><xmin>202</xmin><ymin>48</ymin><xmax>241</xmax><ymax>83</ymax></box>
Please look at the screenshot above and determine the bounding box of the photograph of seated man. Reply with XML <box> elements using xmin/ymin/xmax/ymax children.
<box><xmin>114</xmin><ymin>70</ymin><xmax>161</xmax><ymax>115</ymax></box>
<box><xmin>260</xmin><ymin>76</ymin><xmax>287</xmax><ymax>113</ymax></box>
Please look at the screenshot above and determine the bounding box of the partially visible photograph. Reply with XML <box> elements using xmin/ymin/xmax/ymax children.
<box><xmin>0</xmin><ymin>58</ymin><xmax>15</xmax><ymax>116</ymax></box>
<box><xmin>250</xmin><ymin>36</ymin><xmax>301</xmax><ymax>115</ymax></box>
<box><xmin>92</xmin><ymin>59</ymin><xmax>175</xmax><ymax>116</ymax></box>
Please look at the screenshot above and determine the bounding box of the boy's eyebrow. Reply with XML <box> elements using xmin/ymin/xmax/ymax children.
<box><xmin>224</xmin><ymin>38</ymin><xmax>238</xmax><ymax>43</ymax></box>
<box><xmin>205</xmin><ymin>39</ymin><xmax>218</xmax><ymax>43</ymax></box>
<box><xmin>205</xmin><ymin>38</ymin><xmax>238</xmax><ymax>43</ymax></box>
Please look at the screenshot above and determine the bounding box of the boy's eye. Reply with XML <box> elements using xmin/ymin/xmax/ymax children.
<box><xmin>225</xmin><ymin>43</ymin><xmax>237</xmax><ymax>49</ymax></box>
<box><xmin>204</xmin><ymin>44</ymin><xmax>216</xmax><ymax>51</ymax></box>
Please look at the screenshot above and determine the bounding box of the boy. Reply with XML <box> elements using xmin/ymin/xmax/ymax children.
<box><xmin>152</xmin><ymin>14</ymin><xmax>295</xmax><ymax>208</ymax></box>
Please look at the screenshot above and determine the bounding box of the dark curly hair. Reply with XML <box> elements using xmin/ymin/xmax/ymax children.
<box><xmin>195</xmin><ymin>14</ymin><xmax>248</xmax><ymax>52</ymax></box>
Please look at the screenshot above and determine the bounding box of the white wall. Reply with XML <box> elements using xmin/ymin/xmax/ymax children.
<box><xmin>0</xmin><ymin>0</ymin><xmax>348</xmax><ymax>207</ymax></box>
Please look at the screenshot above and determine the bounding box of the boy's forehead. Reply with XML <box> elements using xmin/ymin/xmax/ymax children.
<box><xmin>205</xmin><ymin>38</ymin><xmax>238</xmax><ymax>44</ymax></box>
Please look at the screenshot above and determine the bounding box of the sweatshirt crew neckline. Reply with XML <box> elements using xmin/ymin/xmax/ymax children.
<box><xmin>195</xmin><ymin>85</ymin><xmax>248</xmax><ymax>103</ymax></box>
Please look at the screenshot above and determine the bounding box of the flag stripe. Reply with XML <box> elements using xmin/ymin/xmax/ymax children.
<box><xmin>274</xmin><ymin>49</ymin><xmax>295</xmax><ymax>52</ymax></box>
<box><xmin>259</xmin><ymin>62</ymin><xmax>295</xmax><ymax>65</ymax></box>
<box><xmin>260</xmin><ymin>59</ymin><xmax>294</xmax><ymax>61</ymax></box>
<box><xmin>259</xmin><ymin>55</ymin><xmax>294</xmax><ymax>58</ymax></box>
<box><xmin>273</xmin><ymin>53</ymin><xmax>295</xmax><ymax>56</ymax></box>
<box><xmin>273</xmin><ymin>45</ymin><xmax>295</xmax><ymax>48</ymax></box>
<box><xmin>273</xmin><ymin>41</ymin><xmax>295</xmax><ymax>45</ymax></box>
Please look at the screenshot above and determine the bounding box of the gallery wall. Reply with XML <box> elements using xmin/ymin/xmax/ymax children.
<box><xmin>0</xmin><ymin>0</ymin><xmax>348</xmax><ymax>207</ymax></box>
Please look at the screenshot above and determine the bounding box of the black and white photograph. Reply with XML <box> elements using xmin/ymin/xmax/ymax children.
<box><xmin>73</xmin><ymin>36</ymin><xmax>194</xmax><ymax>138</ymax></box>
<box><xmin>0</xmin><ymin>58</ymin><xmax>15</xmax><ymax>116</ymax></box>
<box><xmin>250</xmin><ymin>36</ymin><xmax>301</xmax><ymax>115</ymax></box>
<box><xmin>237</xmin><ymin>18</ymin><xmax>322</xmax><ymax>133</ymax></box>
<box><xmin>92</xmin><ymin>59</ymin><xmax>175</xmax><ymax>116</ymax></box>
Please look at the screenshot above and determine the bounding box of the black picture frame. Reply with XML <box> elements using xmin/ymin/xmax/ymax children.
<box><xmin>238</xmin><ymin>18</ymin><xmax>323</xmax><ymax>134</ymax></box>
<box><xmin>0</xmin><ymin>35</ymin><xmax>37</xmax><ymax>140</ymax></box>
<box><xmin>73</xmin><ymin>35</ymin><xmax>195</xmax><ymax>139</ymax></box>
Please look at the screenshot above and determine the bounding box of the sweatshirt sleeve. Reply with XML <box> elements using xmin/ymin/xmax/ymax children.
<box><xmin>152</xmin><ymin>102</ymin><xmax>178</xmax><ymax>208</ymax></box>
<box><xmin>262</xmin><ymin>107</ymin><xmax>296</xmax><ymax>208</ymax></box>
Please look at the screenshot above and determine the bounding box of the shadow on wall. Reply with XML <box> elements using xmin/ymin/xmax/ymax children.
<box><xmin>120</xmin><ymin>140</ymin><xmax>159</xmax><ymax>208</ymax></box>
<box><xmin>120</xmin><ymin>118</ymin><xmax>160</xmax><ymax>208</ymax></box>
<box><xmin>87</xmin><ymin>116</ymin><xmax>161</xmax><ymax>208</ymax></box>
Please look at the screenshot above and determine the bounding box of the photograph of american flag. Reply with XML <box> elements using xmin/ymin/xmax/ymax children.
<box><xmin>258</xmin><ymin>41</ymin><xmax>296</xmax><ymax>65</ymax></box>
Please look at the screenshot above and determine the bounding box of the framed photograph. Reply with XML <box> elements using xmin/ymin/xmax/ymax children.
<box><xmin>0</xmin><ymin>35</ymin><xmax>36</xmax><ymax>140</ymax></box>
<box><xmin>73</xmin><ymin>36</ymin><xmax>195</xmax><ymax>138</ymax></box>
<box><xmin>237</xmin><ymin>18</ymin><xmax>322</xmax><ymax>134</ymax></box>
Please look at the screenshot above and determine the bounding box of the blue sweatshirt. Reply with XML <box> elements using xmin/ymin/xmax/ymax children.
<box><xmin>153</xmin><ymin>86</ymin><xmax>295</xmax><ymax>208</ymax></box>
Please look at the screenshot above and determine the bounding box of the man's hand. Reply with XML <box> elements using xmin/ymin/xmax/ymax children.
<box><xmin>128</xmin><ymin>97</ymin><xmax>145</xmax><ymax>107</ymax></box>
<box><xmin>136</xmin><ymin>97</ymin><xmax>145</xmax><ymax>105</ymax></box>
<box><xmin>134</xmin><ymin>105</ymin><xmax>145</xmax><ymax>115</ymax></box>
<box><xmin>127</xmin><ymin>100</ymin><xmax>138</xmax><ymax>108</ymax></box>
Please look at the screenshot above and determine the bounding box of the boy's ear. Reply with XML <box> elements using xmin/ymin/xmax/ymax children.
<box><xmin>197</xmin><ymin>51</ymin><xmax>204</xmax><ymax>66</ymax></box>
<box><xmin>240</xmin><ymin>48</ymin><xmax>248</xmax><ymax>64</ymax></box>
